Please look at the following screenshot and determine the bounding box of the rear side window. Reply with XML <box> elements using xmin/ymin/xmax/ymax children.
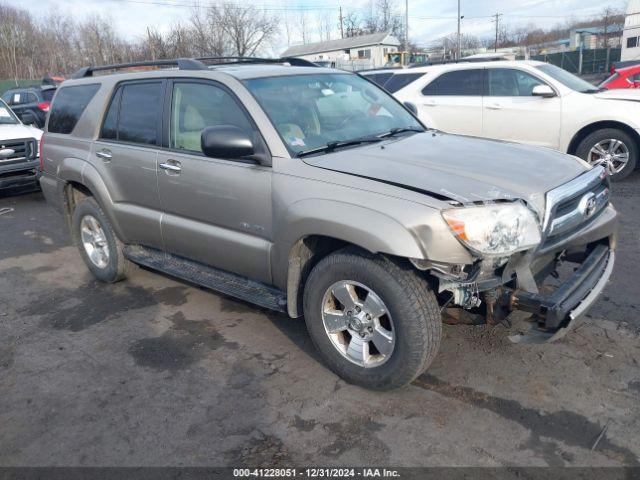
<box><xmin>48</xmin><ymin>84</ymin><xmax>100</xmax><ymax>134</ymax></box>
<box><xmin>364</xmin><ymin>72</ymin><xmax>394</xmax><ymax>87</ymax></box>
<box><xmin>100</xmin><ymin>82</ymin><xmax>162</xmax><ymax>146</ymax></box>
<box><xmin>384</xmin><ymin>73</ymin><xmax>424</xmax><ymax>93</ymax></box>
<box><xmin>422</xmin><ymin>69</ymin><xmax>484</xmax><ymax>96</ymax></box>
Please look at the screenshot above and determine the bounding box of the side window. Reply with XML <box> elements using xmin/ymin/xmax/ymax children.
<box><xmin>1</xmin><ymin>92</ymin><xmax>12</xmax><ymax>104</ymax></box>
<box><xmin>421</xmin><ymin>69</ymin><xmax>483</xmax><ymax>96</ymax></box>
<box><xmin>364</xmin><ymin>73</ymin><xmax>394</xmax><ymax>88</ymax></box>
<box><xmin>27</xmin><ymin>92</ymin><xmax>38</xmax><ymax>103</ymax></box>
<box><xmin>170</xmin><ymin>82</ymin><xmax>252</xmax><ymax>153</ymax></box>
<box><xmin>48</xmin><ymin>84</ymin><xmax>100</xmax><ymax>134</ymax></box>
<box><xmin>627</xmin><ymin>36</ymin><xmax>638</xmax><ymax>48</ymax></box>
<box><xmin>100</xmin><ymin>86</ymin><xmax>122</xmax><ymax>141</ymax></box>
<box><xmin>117</xmin><ymin>82</ymin><xmax>162</xmax><ymax>145</ymax></box>
<box><xmin>487</xmin><ymin>69</ymin><xmax>545</xmax><ymax>96</ymax></box>
<box><xmin>384</xmin><ymin>73</ymin><xmax>425</xmax><ymax>93</ymax></box>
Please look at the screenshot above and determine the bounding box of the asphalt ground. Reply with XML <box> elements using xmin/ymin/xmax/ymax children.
<box><xmin>0</xmin><ymin>173</ymin><xmax>638</xmax><ymax>468</ymax></box>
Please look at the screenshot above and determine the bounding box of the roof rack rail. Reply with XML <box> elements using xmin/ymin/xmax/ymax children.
<box><xmin>195</xmin><ymin>56</ymin><xmax>319</xmax><ymax>68</ymax></box>
<box><xmin>71</xmin><ymin>58</ymin><xmax>207</xmax><ymax>79</ymax></box>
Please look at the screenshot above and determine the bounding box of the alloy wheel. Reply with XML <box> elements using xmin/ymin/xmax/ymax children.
<box><xmin>80</xmin><ymin>215</ymin><xmax>110</xmax><ymax>269</ymax></box>
<box><xmin>588</xmin><ymin>138</ymin><xmax>630</xmax><ymax>175</ymax></box>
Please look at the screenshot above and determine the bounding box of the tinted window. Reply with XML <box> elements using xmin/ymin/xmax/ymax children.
<box><xmin>170</xmin><ymin>82</ymin><xmax>252</xmax><ymax>153</ymax></box>
<box><xmin>422</xmin><ymin>69</ymin><xmax>483</xmax><ymax>96</ymax></box>
<box><xmin>41</xmin><ymin>89</ymin><xmax>56</xmax><ymax>102</ymax></box>
<box><xmin>117</xmin><ymin>82</ymin><xmax>162</xmax><ymax>145</ymax></box>
<box><xmin>100</xmin><ymin>87</ymin><xmax>122</xmax><ymax>141</ymax></box>
<box><xmin>385</xmin><ymin>73</ymin><xmax>424</xmax><ymax>93</ymax></box>
<box><xmin>364</xmin><ymin>72</ymin><xmax>394</xmax><ymax>87</ymax></box>
<box><xmin>48</xmin><ymin>84</ymin><xmax>100</xmax><ymax>134</ymax></box>
<box><xmin>27</xmin><ymin>92</ymin><xmax>38</xmax><ymax>103</ymax></box>
<box><xmin>486</xmin><ymin>69</ymin><xmax>545</xmax><ymax>96</ymax></box>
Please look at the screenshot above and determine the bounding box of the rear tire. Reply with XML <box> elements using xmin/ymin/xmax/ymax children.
<box><xmin>72</xmin><ymin>197</ymin><xmax>130</xmax><ymax>283</ymax></box>
<box><xmin>576</xmin><ymin>128</ymin><xmax>637</xmax><ymax>181</ymax></box>
<box><xmin>303</xmin><ymin>247</ymin><xmax>442</xmax><ymax>390</ymax></box>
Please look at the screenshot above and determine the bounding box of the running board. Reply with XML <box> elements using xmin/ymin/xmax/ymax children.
<box><xmin>123</xmin><ymin>245</ymin><xmax>287</xmax><ymax>313</ymax></box>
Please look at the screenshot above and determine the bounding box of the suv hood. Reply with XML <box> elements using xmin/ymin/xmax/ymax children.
<box><xmin>594</xmin><ymin>89</ymin><xmax>640</xmax><ymax>102</ymax></box>
<box><xmin>0</xmin><ymin>124</ymin><xmax>43</xmax><ymax>142</ymax></box>
<box><xmin>302</xmin><ymin>132</ymin><xmax>587</xmax><ymax>215</ymax></box>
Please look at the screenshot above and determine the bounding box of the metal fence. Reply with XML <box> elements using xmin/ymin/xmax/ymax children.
<box><xmin>0</xmin><ymin>79</ymin><xmax>41</xmax><ymax>97</ymax></box>
<box><xmin>531</xmin><ymin>48</ymin><xmax>621</xmax><ymax>75</ymax></box>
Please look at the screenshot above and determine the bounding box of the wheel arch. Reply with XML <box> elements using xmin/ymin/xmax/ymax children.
<box><xmin>567</xmin><ymin>120</ymin><xmax>640</xmax><ymax>157</ymax></box>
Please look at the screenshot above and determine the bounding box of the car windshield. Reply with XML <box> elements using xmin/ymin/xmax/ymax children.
<box><xmin>536</xmin><ymin>64</ymin><xmax>600</xmax><ymax>93</ymax></box>
<box><xmin>0</xmin><ymin>100</ymin><xmax>19</xmax><ymax>125</ymax></box>
<box><xmin>243</xmin><ymin>73</ymin><xmax>423</xmax><ymax>156</ymax></box>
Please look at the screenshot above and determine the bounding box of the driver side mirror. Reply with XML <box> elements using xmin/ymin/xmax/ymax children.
<box><xmin>201</xmin><ymin>125</ymin><xmax>255</xmax><ymax>160</ymax></box>
<box><xmin>404</xmin><ymin>101</ymin><xmax>418</xmax><ymax>115</ymax></box>
<box><xmin>21</xmin><ymin>112</ymin><xmax>37</xmax><ymax>126</ymax></box>
<box><xmin>532</xmin><ymin>85</ymin><xmax>556</xmax><ymax>98</ymax></box>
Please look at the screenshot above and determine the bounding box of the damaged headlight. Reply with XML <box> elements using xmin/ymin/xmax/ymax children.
<box><xmin>442</xmin><ymin>201</ymin><xmax>541</xmax><ymax>256</ymax></box>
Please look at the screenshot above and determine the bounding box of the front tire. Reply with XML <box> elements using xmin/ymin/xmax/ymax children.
<box><xmin>576</xmin><ymin>128</ymin><xmax>637</xmax><ymax>181</ymax></box>
<box><xmin>303</xmin><ymin>248</ymin><xmax>442</xmax><ymax>390</ymax></box>
<box><xmin>72</xmin><ymin>197</ymin><xmax>130</xmax><ymax>283</ymax></box>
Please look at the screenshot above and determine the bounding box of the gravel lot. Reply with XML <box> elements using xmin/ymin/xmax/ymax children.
<box><xmin>0</xmin><ymin>174</ymin><xmax>639</xmax><ymax>467</ymax></box>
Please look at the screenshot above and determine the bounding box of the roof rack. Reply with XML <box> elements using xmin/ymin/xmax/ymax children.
<box><xmin>195</xmin><ymin>56</ymin><xmax>319</xmax><ymax>68</ymax></box>
<box><xmin>71</xmin><ymin>56</ymin><xmax>320</xmax><ymax>79</ymax></box>
<box><xmin>71</xmin><ymin>58</ymin><xmax>207</xmax><ymax>79</ymax></box>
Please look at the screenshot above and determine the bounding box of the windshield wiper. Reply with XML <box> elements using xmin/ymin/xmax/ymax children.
<box><xmin>296</xmin><ymin>137</ymin><xmax>383</xmax><ymax>157</ymax></box>
<box><xmin>378</xmin><ymin>126</ymin><xmax>425</xmax><ymax>138</ymax></box>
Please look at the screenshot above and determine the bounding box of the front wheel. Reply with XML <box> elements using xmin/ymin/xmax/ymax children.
<box><xmin>576</xmin><ymin>128</ymin><xmax>637</xmax><ymax>181</ymax></box>
<box><xmin>303</xmin><ymin>248</ymin><xmax>442</xmax><ymax>390</ymax></box>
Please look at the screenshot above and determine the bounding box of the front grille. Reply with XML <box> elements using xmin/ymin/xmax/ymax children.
<box><xmin>541</xmin><ymin>166</ymin><xmax>609</xmax><ymax>249</ymax></box>
<box><xmin>0</xmin><ymin>138</ymin><xmax>36</xmax><ymax>165</ymax></box>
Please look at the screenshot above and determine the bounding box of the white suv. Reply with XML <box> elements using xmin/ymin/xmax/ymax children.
<box><xmin>362</xmin><ymin>60</ymin><xmax>640</xmax><ymax>180</ymax></box>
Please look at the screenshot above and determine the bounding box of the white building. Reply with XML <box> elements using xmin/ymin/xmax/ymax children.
<box><xmin>622</xmin><ymin>0</ymin><xmax>640</xmax><ymax>60</ymax></box>
<box><xmin>281</xmin><ymin>32</ymin><xmax>401</xmax><ymax>70</ymax></box>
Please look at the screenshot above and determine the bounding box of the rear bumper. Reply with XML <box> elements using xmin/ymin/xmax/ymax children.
<box><xmin>506</xmin><ymin>244</ymin><xmax>614</xmax><ymax>341</ymax></box>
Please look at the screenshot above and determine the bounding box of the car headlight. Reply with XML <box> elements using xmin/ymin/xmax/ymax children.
<box><xmin>442</xmin><ymin>201</ymin><xmax>541</xmax><ymax>256</ymax></box>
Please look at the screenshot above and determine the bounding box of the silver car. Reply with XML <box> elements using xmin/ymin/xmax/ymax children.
<box><xmin>39</xmin><ymin>58</ymin><xmax>617</xmax><ymax>390</ymax></box>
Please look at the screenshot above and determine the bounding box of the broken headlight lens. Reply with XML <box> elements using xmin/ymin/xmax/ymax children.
<box><xmin>442</xmin><ymin>201</ymin><xmax>541</xmax><ymax>256</ymax></box>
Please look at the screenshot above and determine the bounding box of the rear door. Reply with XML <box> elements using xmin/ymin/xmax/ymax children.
<box><xmin>482</xmin><ymin>68</ymin><xmax>561</xmax><ymax>149</ymax></box>
<box><xmin>418</xmin><ymin>68</ymin><xmax>484</xmax><ymax>136</ymax></box>
<box><xmin>156</xmin><ymin>79</ymin><xmax>273</xmax><ymax>283</ymax></box>
<box><xmin>91</xmin><ymin>80</ymin><xmax>164</xmax><ymax>249</ymax></box>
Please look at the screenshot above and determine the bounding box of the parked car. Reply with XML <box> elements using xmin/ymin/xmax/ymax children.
<box><xmin>40</xmin><ymin>58</ymin><xmax>616</xmax><ymax>390</ymax></box>
<box><xmin>1</xmin><ymin>85</ymin><xmax>55</xmax><ymax>128</ymax></box>
<box><xmin>0</xmin><ymin>99</ymin><xmax>42</xmax><ymax>193</ymax></box>
<box><xmin>361</xmin><ymin>60</ymin><xmax>640</xmax><ymax>180</ymax></box>
<box><xmin>600</xmin><ymin>64</ymin><xmax>640</xmax><ymax>90</ymax></box>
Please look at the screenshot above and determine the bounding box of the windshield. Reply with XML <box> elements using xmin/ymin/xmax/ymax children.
<box><xmin>536</xmin><ymin>64</ymin><xmax>599</xmax><ymax>93</ymax></box>
<box><xmin>0</xmin><ymin>100</ymin><xmax>19</xmax><ymax>125</ymax></box>
<box><xmin>244</xmin><ymin>73</ymin><xmax>423</xmax><ymax>156</ymax></box>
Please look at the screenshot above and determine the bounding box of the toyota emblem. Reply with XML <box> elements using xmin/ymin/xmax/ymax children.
<box><xmin>578</xmin><ymin>192</ymin><xmax>597</xmax><ymax>219</ymax></box>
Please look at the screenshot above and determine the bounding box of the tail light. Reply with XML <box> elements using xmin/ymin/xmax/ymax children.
<box><xmin>37</xmin><ymin>101</ymin><xmax>50</xmax><ymax>112</ymax></box>
<box><xmin>39</xmin><ymin>134</ymin><xmax>45</xmax><ymax>172</ymax></box>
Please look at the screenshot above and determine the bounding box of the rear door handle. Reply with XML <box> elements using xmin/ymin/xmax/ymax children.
<box><xmin>159</xmin><ymin>160</ymin><xmax>181</xmax><ymax>174</ymax></box>
<box><xmin>424</xmin><ymin>100</ymin><xmax>437</xmax><ymax>107</ymax></box>
<box><xmin>486</xmin><ymin>103</ymin><xmax>502</xmax><ymax>110</ymax></box>
<box><xmin>96</xmin><ymin>149</ymin><xmax>112</xmax><ymax>161</ymax></box>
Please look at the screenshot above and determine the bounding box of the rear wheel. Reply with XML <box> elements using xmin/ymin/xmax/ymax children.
<box><xmin>576</xmin><ymin>128</ymin><xmax>637</xmax><ymax>181</ymax></box>
<box><xmin>303</xmin><ymin>248</ymin><xmax>441</xmax><ymax>390</ymax></box>
<box><xmin>72</xmin><ymin>197</ymin><xmax>130</xmax><ymax>283</ymax></box>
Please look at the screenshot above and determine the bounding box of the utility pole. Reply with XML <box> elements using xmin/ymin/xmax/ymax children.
<box><xmin>339</xmin><ymin>6</ymin><xmax>344</xmax><ymax>39</ymax></box>
<box><xmin>405</xmin><ymin>0</ymin><xmax>409</xmax><ymax>51</ymax></box>
<box><xmin>456</xmin><ymin>0</ymin><xmax>461</xmax><ymax>60</ymax></box>
<box><xmin>492</xmin><ymin>13</ymin><xmax>503</xmax><ymax>52</ymax></box>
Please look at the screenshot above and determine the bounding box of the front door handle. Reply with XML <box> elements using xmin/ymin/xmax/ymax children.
<box><xmin>96</xmin><ymin>149</ymin><xmax>112</xmax><ymax>161</ymax></box>
<box><xmin>159</xmin><ymin>160</ymin><xmax>182</xmax><ymax>174</ymax></box>
<box><xmin>424</xmin><ymin>99</ymin><xmax>437</xmax><ymax>107</ymax></box>
<box><xmin>486</xmin><ymin>103</ymin><xmax>502</xmax><ymax>110</ymax></box>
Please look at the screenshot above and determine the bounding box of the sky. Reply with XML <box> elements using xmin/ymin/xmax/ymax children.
<box><xmin>4</xmin><ymin>0</ymin><xmax>630</xmax><ymax>55</ymax></box>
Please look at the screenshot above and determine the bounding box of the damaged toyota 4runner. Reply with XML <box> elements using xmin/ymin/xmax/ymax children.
<box><xmin>39</xmin><ymin>58</ymin><xmax>617</xmax><ymax>390</ymax></box>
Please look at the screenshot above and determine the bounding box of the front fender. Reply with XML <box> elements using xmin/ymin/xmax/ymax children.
<box><xmin>271</xmin><ymin>198</ymin><xmax>426</xmax><ymax>289</ymax></box>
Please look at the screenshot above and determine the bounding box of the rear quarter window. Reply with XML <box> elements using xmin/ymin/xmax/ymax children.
<box><xmin>384</xmin><ymin>73</ymin><xmax>425</xmax><ymax>93</ymax></box>
<box><xmin>48</xmin><ymin>84</ymin><xmax>100</xmax><ymax>134</ymax></box>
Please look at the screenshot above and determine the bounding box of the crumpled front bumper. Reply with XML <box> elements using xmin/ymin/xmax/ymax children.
<box><xmin>505</xmin><ymin>244</ymin><xmax>614</xmax><ymax>343</ymax></box>
<box><xmin>0</xmin><ymin>160</ymin><xmax>40</xmax><ymax>192</ymax></box>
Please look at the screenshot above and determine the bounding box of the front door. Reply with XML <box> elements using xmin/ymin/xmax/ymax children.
<box><xmin>156</xmin><ymin>80</ymin><xmax>273</xmax><ymax>284</ymax></box>
<box><xmin>482</xmin><ymin>68</ymin><xmax>562</xmax><ymax>149</ymax></box>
